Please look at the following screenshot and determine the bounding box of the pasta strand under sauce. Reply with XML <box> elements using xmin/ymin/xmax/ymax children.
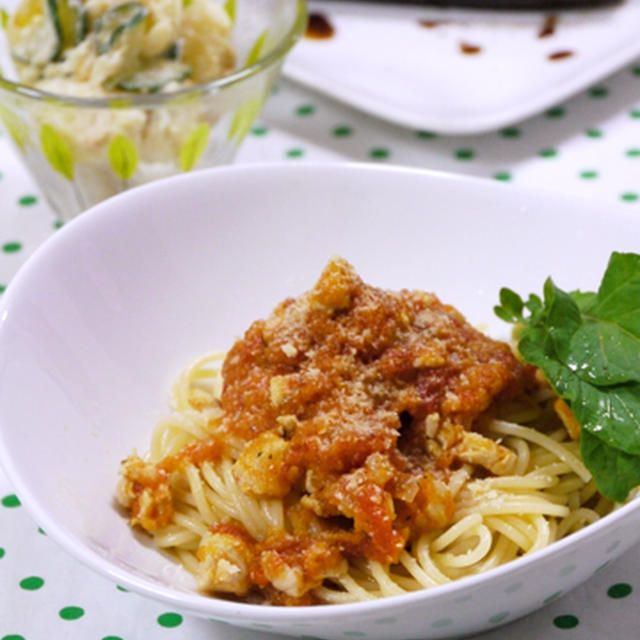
<box><xmin>117</xmin><ymin>257</ymin><xmax>610</xmax><ymax>605</ymax></box>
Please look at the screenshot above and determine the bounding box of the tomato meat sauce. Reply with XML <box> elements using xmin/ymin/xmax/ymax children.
<box><xmin>120</xmin><ymin>257</ymin><xmax>535</xmax><ymax>603</ymax></box>
<box><xmin>215</xmin><ymin>257</ymin><xmax>533</xmax><ymax>600</ymax></box>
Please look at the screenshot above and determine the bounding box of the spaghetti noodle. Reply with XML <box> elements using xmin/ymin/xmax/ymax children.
<box><xmin>117</xmin><ymin>257</ymin><xmax>614</xmax><ymax>605</ymax></box>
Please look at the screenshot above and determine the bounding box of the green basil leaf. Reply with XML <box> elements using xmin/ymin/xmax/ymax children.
<box><xmin>495</xmin><ymin>251</ymin><xmax>640</xmax><ymax>502</ymax></box>
<box><xmin>567</xmin><ymin>321</ymin><xmax>640</xmax><ymax>386</ymax></box>
<box><xmin>524</xmin><ymin>293</ymin><xmax>543</xmax><ymax>318</ymax></box>
<box><xmin>572</xmin><ymin>381</ymin><xmax>640</xmax><ymax>455</ymax></box>
<box><xmin>581</xmin><ymin>429</ymin><xmax>640</xmax><ymax>502</ymax></box>
<box><xmin>41</xmin><ymin>124</ymin><xmax>74</xmax><ymax>180</ymax></box>
<box><xmin>493</xmin><ymin>305</ymin><xmax>516</xmax><ymax>324</ymax></box>
<box><xmin>494</xmin><ymin>287</ymin><xmax>523</xmax><ymax>323</ymax></box>
<box><xmin>108</xmin><ymin>134</ymin><xmax>138</xmax><ymax>180</ymax></box>
<box><xmin>518</xmin><ymin>325</ymin><xmax>555</xmax><ymax>367</ymax></box>
<box><xmin>571</xmin><ymin>290</ymin><xmax>597</xmax><ymax>314</ymax></box>
<box><xmin>591</xmin><ymin>252</ymin><xmax>640</xmax><ymax>338</ymax></box>
<box><xmin>542</xmin><ymin>277</ymin><xmax>583</xmax><ymax>362</ymax></box>
<box><xmin>521</xmin><ymin>338</ymin><xmax>640</xmax><ymax>456</ymax></box>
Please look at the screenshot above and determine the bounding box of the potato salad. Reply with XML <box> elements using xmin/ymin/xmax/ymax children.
<box><xmin>0</xmin><ymin>0</ymin><xmax>290</xmax><ymax>221</ymax></box>
<box><xmin>7</xmin><ymin>0</ymin><xmax>235</xmax><ymax>96</ymax></box>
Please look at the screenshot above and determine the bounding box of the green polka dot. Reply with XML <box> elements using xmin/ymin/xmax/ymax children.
<box><xmin>546</xmin><ymin>106</ymin><xmax>565</xmax><ymax>118</ymax></box>
<box><xmin>580</xmin><ymin>170</ymin><xmax>598</xmax><ymax>179</ymax></box>
<box><xmin>296</xmin><ymin>104</ymin><xmax>315</xmax><ymax>116</ymax></box>
<box><xmin>2</xmin><ymin>494</ymin><xmax>20</xmax><ymax>507</ymax></box>
<box><xmin>539</xmin><ymin>148</ymin><xmax>557</xmax><ymax>158</ymax></box>
<box><xmin>37</xmin><ymin>527</ymin><xmax>46</xmax><ymax>535</ymax></box>
<box><xmin>2</xmin><ymin>636</ymin><xmax>26</xmax><ymax>640</ymax></box>
<box><xmin>332</xmin><ymin>125</ymin><xmax>353</xmax><ymax>137</ymax></box>
<box><xmin>0</xmin><ymin>548</ymin><xmax>5</xmax><ymax>558</ymax></box>
<box><xmin>157</xmin><ymin>613</ymin><xmax>183</xmax><ymax>628</ymax></box>
<box><xmin>626</xmin><ymin>148</ymin><xmax>640</xmax><ymax>157</ymax></box>
<box><xmin>286</xmin><ymin>148</ymin><xmax>304</xmax><ymax>158</ymax></box>
<box><xmin>18</xmin><ymin>195</ymin><xmax>37</xmax><ymax>206</ymax></box>
<box><xmin>455</xmin><ymin>594</ymin><xmax>472</xmax><ymax>603</ymax></box>
<box><xmin>621</xmin><ymin>192</ymin><xmax>639</xmax><ymax>202</ymax></box>
<box><xmin>0</xmin><ymin>285</ymin><xmax>5</xmax><ymax>294</ymax></box>
<box><xmin>59</xmin><ymin>606</ymin><xmax>84</xmax><ymax>620</ymax></box>
<box><xmin>631</xmin><ymin>110</ymin><xmax>640</xmax><ymax>119</ymax></box>
<box><xmin>500</xmin><ymin>127</ymin><xmax>520</xmax><ymax>138</ymax></box>
<box><xmin>455</xmin><ymin>148</ymin><xmax>475</xmax><ymax>160</ymax></box>
<box><xmin>102</xmin><ymin>637</ymin><xmax>124</xmax><ymax>640</ymax></box>
<box><xmin>489</xmin><ymin>612</ymin><xmax>510</xmax><ymax>624</ymax></box>
<box><xmin>417</xmin><ymin>130</ymin><xmax>436</xmax><ymax>139</ymax></box>
<box><xmin>589</xmin><ymin>86</ymin><xmax>608</xmax><ymax>99</ymax></box>
<box><xmin>494</xmin><ymin>171</ymin><xmax>512</xmax><ymax>182</ymax></box>
<box><xmin>586</xmin><ymin>128</ymin><xmax>603</xmax><ymax>138</ymax></box>
<box><xmin>431</xmin><ymin>618</ymin><xmax>452</xmax><ymax>628</ymax></box>
<box><xmin>251</xmin><ymin>126</ymin><xmax>268</xmax><ymax>136</ymax></box>
<box><xmin>2</xmin><ymin>242</ymin><xmax>22</xmax><ymax>254</ymax></box>
<box><xmin>554</xmin><ymin>614</ymin><xmax>579</xmax><ymax>629</ymax></box>
<box><xmin>607</xmin><ymin>583</ymin><xmax>633</xmax><ymax>598</ymax></box>
<box><xmin>53</xmin><ymin>220</ymin><xmax>64</xmax><ymax>229</ymax></box>
<box><xmin>370</xmin><ymin>147</ymin><xmax>390</xmax><ymax>160</ymax></box>
<box><xmin>116</xmin><ymin>585</ymin><xmax>129</xmax><ymax>592</ymax></box>
<box><xmin>633</xmin><ymin>66</ymin><xmax>640</xmax><ymax>76</ymax></box>
<box><xmin>544</xmin><ymin>590</ymin><xmax>563</xmax><ymax>604</ymax></box>
<box><xmin>20</xmin><ymin>576</ymin><xmax>44</xmax><ymax>590</ymax></box>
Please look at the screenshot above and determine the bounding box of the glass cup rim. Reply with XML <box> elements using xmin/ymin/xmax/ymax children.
<box><xmin>0</xmin><ymin>0</ymin><xmax>307</xmax><ymax>109</ymax></box>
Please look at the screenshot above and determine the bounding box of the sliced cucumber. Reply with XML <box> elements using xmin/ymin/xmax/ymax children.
<box><xmin>94</xmin><ymin>2</ymin><xmax>148</xmax><ymax>55</ymax></box>
<box><xmin>9</xmin><ymin>0</ymin><xmax>87</xmax><ymax>65</ymax></box>
<box><xmin>48</xmin><ymin>0</ymin><xmax>88</xmax><ymax>59</ymax></box>
<box><xmin>164</xmin><ymin>40</ymin><xmax>182</xmax><ymax>60</ymax></box>
<box><xmin>113</xmin><ymin>60</ymin><xmax>192</xmax><ymax>93</ymax></box>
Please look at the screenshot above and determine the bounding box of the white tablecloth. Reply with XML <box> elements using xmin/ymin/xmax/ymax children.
<box><xmin>1</xmin><ymin>57</ymin><xmax>640</xmax><ymax>640</ymax></box>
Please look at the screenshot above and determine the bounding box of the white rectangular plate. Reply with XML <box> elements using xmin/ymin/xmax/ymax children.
<box><xmin>284</xmin><ymin>0</ymin><xmax>640</xmax><ymax>133</ymax></box>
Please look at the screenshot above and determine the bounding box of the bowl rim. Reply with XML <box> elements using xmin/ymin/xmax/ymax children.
<box><xmin>1</xmin><ymin>162</ymin><xmax>640</xmax><ymax>624</ymax></box>
<box><xmin>0</xmin><ymin>0</ymin><xmax>307</xmax><ymax>109</ymax></box>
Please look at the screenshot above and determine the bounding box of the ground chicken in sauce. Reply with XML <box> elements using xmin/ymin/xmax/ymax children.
<box><xmin>118</xmin><ymin>256</ymin><xmax>535</xmax><ymax>604</ymax></box>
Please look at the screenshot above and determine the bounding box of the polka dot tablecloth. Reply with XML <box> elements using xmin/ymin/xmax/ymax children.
<box><xmin>2</xmin><ymin>55</ymin><xmax>640</xmax><ymax>639</ymax></box>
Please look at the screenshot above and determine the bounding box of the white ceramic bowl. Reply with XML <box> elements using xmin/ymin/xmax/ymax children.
<box><xmin>0</xmin><ymin>164</ymin><xmax>639</xmax><ymax>640</ymax></box>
